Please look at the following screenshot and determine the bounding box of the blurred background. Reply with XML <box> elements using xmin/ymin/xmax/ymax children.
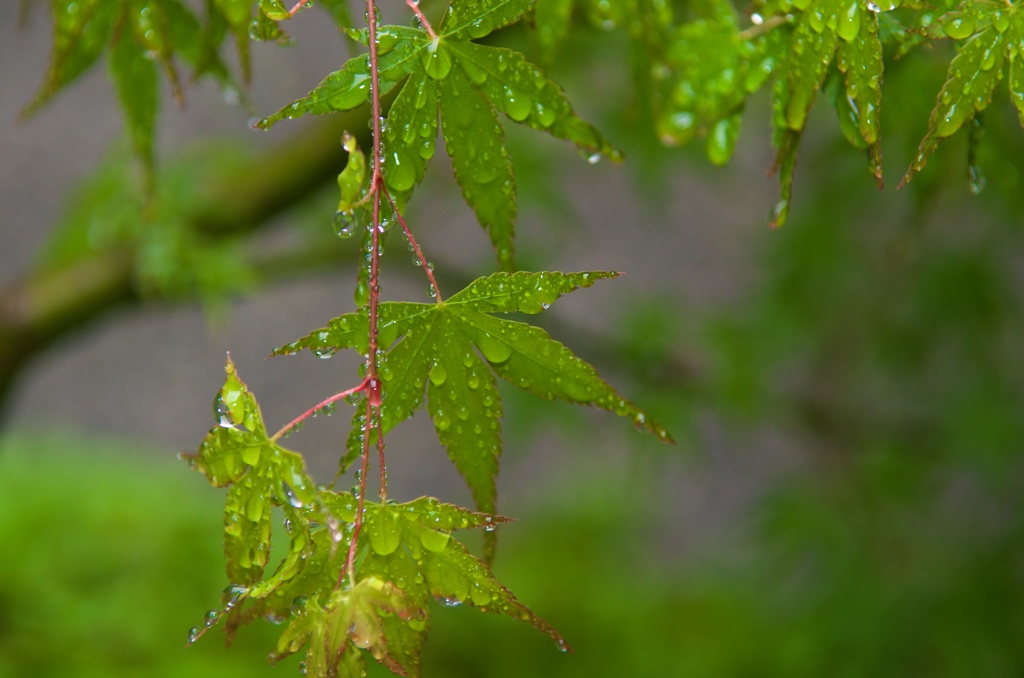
<box><xmin>2</xmin><ymin>2</ymin><xmax>1023</xmax><ymax>676</ymax></box>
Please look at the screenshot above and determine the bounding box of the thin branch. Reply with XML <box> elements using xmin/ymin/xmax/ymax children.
<box><xmin>342</xmin><ymin>398</ymin><xmax>375</xmax><ymax>587</ymax></box>
<box><xmin>383</xmin><ymin>186</ymin><xmax>442</xmax><ymax>303</ymax></box>
<box><xmin>341</xmin><ymin>0</ymin><xmax>386</xmax><ymax>589</ymax></box>
<box><xmin>406</xmin><ymin>0</ymin><xmax>437</xmax><ymax>40</ymax></box>
<box><xmin>270</xmin><ymin>379</ymin><xmax>369</xmax><ymax>442</ymax></box>
<box><xmin>288</xmin><ymin>0</ymin><xmax>313</xmax><ymax>17</ymax></box>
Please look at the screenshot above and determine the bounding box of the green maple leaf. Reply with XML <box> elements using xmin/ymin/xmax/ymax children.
<box><xmin>764</xmin><ymin>0</ymin><xmax>900</xmax><ymax>225</ymax></box>
<box><xmin>28</xmin><ymin>0</ymin><xmax>228</xmax><ymax>174</ymax></box>
<box><xmin>185</xmin><ymin>370</ymin><xmax>565</xmax><ymax>677</ymax></box>
<box><xmin>272</xmin><ymin>271</ymin><xmax>673</xmax><ymax>560</ymax></box>
<box><xmin>256</xmin><ymin>0</ymin><xmax>620</xmax><ymax>270</ymax></box>
<box><xmin>655</xmin><ymin>0</ymin><xmax>781</xmax><ymax>165</ymax></box>
<box><xmin>182</xmin><ymin>357</ymin><xmax>322</xmax><ymax>595</ymax></box>
<box><xmin>901</xmin><ymin>1</ymin><xmax>1024</xmax><ymax>186</ymax></box>
<box><xmin>259</xmin><ymin>497</ymin><xmax>563</xmax><ymax>677</ymax></box>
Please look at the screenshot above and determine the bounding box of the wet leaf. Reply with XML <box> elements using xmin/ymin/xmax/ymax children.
<box><xmin>901</xmin><ymin>3</ymin><xmax>1024</xmax><ymax>187</ymax></box>
<box><xmin>181</xmin><ymin>357</ymin><xmax>320</xmax><ymax>590</ymax></box>
<box><xmin>763</xmin><ymin>0</ymin><xmax>903</xmax><ymax>223</ymax></box>
<box><xmin>256</xmin><ymin>0</ymin><xmax>620</xmax><ymax>269</ymax></box>
<box><xmin>273</xmin><ymin>271</ymin><xmax>673</xmax><ymax>534</ymax></box>
<box><xmin>655</xmin><ymin>0</ymin><xmax>780</xmax><ymax>159</ymax></box>
<box><xmin>108</xmin><ymin>12</ymin><xmax>160</xmax><ymax>177</ymax></box>
<box><xmin>336</xmin><ymin>132</ymin><xmax>367</xmax><ymax>215</ymax></box>
<box><xmin>29</xmin><ymin>0</ymin><xmax>234</xmax><ymax>170</ymax></box>
<box><xmin>24</xmin><ymin>0</ymin><xmax>118</xmax><ymax>118</ymax></box>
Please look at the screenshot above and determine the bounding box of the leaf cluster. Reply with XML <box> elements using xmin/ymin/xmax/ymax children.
<box><xmin>257</xmin><ymin>0</ymin><xmax>621</xmax><ymax>270</ymax></box>
<box><xmin>182</xmin><ymin>354</ymin><xmax>572</xmax><ymax>677</ymax></box>
<box><xmin>24</xmin><ymin>0</ymin><xmax>352</xmax><ymax>179</ymax></box>
<box><xmin>529</xmin><ymin>0</ymin><xmax>1024</xmax><ymax>224</ymax></box>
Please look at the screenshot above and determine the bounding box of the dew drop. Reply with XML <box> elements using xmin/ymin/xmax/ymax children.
<box><xmin>943</xmin><ymin>16</ymin><xmax>975</xmax><ymax>40</ymax></box>
<box><xmin>282</xmin><ymin>482</ymin><xmax>305</xmax><ymax>508</ymax></box>
<box><xmin>334</xmin><ymin>211</ymin><xmax>356</xmax><ymax>238</ymax></box>
<box><xmin>968</xmin><ymin>163</ymin><xmax>986</xmax><ymax>194</ymax></box>
<box><xmin>429</xmin><ymin>360</ymin><xmax>448</xmax><ymax>386</ymax></box>
<box><xmin>477</xmin><ymin>333</ymin><xmax>512</xmax><ymax>364</ymax></box>
<box><xmin>419</xmin><ymin>527</ymin><xmax>450</xmax><ymax>552</ymax></box>
<box><xmin>503</xmin><ymin>85</ymin><xmax>532</xmax><ymax>121</ymax></box>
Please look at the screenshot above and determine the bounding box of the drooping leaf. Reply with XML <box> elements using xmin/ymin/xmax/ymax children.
<box><xmin>256</xmin><ymin>0</ymin><xmax>620</xmax><ymax>269</ymax></box>
<box><xmin>24</xmin><ymin>0</ymin><xmax>118</xmax><ymax>118</ymax></box>
<box><xmin>439</xmin><ymin>65</ymin><xmax>517</xmax><ymax>269</ymax></box>
<box><xmin>186</xmin><ymin>377</ymin><xmax>562</xmax><ymax>677</ymax></box>
<box><xmin>273</xmin><ymin>271</ymin><xmax>673</xmax><ymax>533</ymax></box>
<box><xmin>654</xmin><ymin>0</ymin><xmax>781</xmax><ymax>164</ymax></box>
<box><xmin>763</xmin><ymin>0</ymin><xmax>903</xmax><ymax>223</ymax></box>
<box><xmin>181</xmin><ymin>357</ymin><xmax>321</xmax><ymax>592</ymax></box>
<box><xmin>30</xmin><ymin>0</ymin><xmax>235</xmax><ymax>170</ymax></box>
<box><xmin>360</xmin><ymin>499</ymin><xmax>564</xmax><ymax>649</ymax></box>
<box><xmin>108</xmin><ymin>12</ymin><xmax>160</xmax><ymax>176</ymax></box>
<box><xmin>336</xmin><ymin>132</ymin><xmax>368</xmax><ymax>217</ymax></box>
<box><xmin>901</xmin><ymin>2</ymin><xmax>1024</xmax><ymax>187</ymax></box>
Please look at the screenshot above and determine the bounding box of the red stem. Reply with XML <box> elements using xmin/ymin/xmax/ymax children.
<box><xmin>341</xmin><ymin>0</ymin><xmax>386</xmax><ymax>589</ymax></box>
<box><xmin>406</xmin><ymin>0</ymin><xmax>437</xmax><ymax>39</ymax></box>
<box><xmin>342</xmin><ymin>397</ymin><xmax>375</xmax><ymax>586</ymax></box>
<box><xmin>270</xmin><ymin>379</ymin><xmax>369</xmax><ymax>442</ymax></box>
<box><xmin>376</xmin><ymin>415</ymin><xmax>387</xmax><ymax>501</ymax></box>
<box><xmin>287</xmin><ymin>0</ymin><xmax>312</xmax><ymax>17</ymax></box>
<box><xmin>383</xmin><ymin>186</ymin><xmax>443</xmax><ymax>303</ymax></box>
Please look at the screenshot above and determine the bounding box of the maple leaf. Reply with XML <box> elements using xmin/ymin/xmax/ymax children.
<box><xmin>272</xmin><ymin>271</ymin><xmax>673</xmax><ymax>559</ymax></box>
<box><xmin>181</xmin><ymin>357</ymin><xmax>322</xmax><ymax>595</ymax></box>
<box><xmin>765</xmin><ymin>0</ymin><xmax>900</xmax><ymax>225</ymax></box>
<box><xmin>901</xmin><ymin>1</ymin><xmax>1024</xmax><ymax>186</ymax></box>
<box><xmin>255</xmin><ymin>0</ymin><xmax>620</xmax><ymax>270</ymax></box>
<box><xmin>27</xmin><ymin>0</ymin><xmax>229</xmax><ymax>174</ymax></box>
<box><xmin>185</xmin><ymin>371</ymin><xmax>565</xmax><ymax>678</ymax></box>
<box><xmin>654</xmin><ymin>0</ymin><xmax>781</xmax><ymax>165</ymax></box>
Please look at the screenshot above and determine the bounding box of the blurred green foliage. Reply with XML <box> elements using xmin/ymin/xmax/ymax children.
<box><xmin>0</xmin><ymin>434</ymin><xmax>295</xmax><ymax>677</ymax></box>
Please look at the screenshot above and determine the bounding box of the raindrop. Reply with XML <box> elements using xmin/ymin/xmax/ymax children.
<box><xmin>502</xmin><ymin>85</ymin><xmax>532</xmax><ymax>121</ymax></box>
<box><xmin>477</xmin><ymin>333</ymin><xmax>512</xmax><ymax>364</ymax></box>
<box><xmin>944</xmin><ymin>17</ymin><xmax>975</xmax><ymax>40</ymax></box>
<box><xmin>968</xmin><ymin>163</ymin><xmax>986</xmax><ymax>194</ymax></box>
<box><xmin>429</xmin><ymin>360</ymin><xmax>448</xmax><ymax>386</ymax></box>
<box><xmin>440</xmin><ymin>597</ymin><xmax>462</xmax><ymax>607</ymax></box>
<box><xmin>282</xmin><ymin>482</ymin><xmax>305</xmax><ymax>508</ymax></box>
<box><xmin>434</xmin><ymin>410</ymin><xmax>452</xmax><ymax>431</ymax></box>
<box><xmin>222</xmin><ymin>86</ymin><xmax>240</xmax><ymax>106</ymax></box>
<box><xmin>334</xmin><ymin>211</ymin><xmax>356</xmax><ymax>238</ymax></box>
<box><xmin>187</xmin><ymin>626</ymin><xmax>201</xmax><ymax>644</ymax></box>
<box><xmin>423</xmin><ymin>38</ymin><xmax>453</xmax><ymax>79</ymax></box>
<box><xmin>419</xmin><ymin>528</ymin><xmax>450</xmax><ymax>552</ymax></box>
